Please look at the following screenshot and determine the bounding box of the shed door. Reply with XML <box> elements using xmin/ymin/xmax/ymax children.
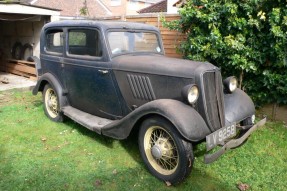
<box><xmin>63</xmin><ymin>28</ymin><xmax>122</xmax><ymax>119</ymax></box>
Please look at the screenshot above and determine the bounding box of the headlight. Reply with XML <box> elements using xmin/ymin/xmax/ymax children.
<box><xmin>251</xmin><ymin>115</ymin><xmax>255</xmax><ymax>124</ymax></box>
<box><xmin>223</xmin><ymin>76</ymin><xmax>237</xmax><ymax>93</ymax></box>
<box><xmin>181</xmin><ymin>84</ymin><xmax>199</xmax><ymax>104</ymax></box>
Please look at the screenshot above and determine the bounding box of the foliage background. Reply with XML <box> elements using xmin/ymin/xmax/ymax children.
<box><xmin>165</xmin><ymin>0</ymin><xmax>287</xmax><ymax>106</ymax></box>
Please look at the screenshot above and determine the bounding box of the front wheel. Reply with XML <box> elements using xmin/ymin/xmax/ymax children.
<box><xmin>138</xmin><ymin>116</ymin><xmax>194</xmax><ymax>185</ymax></box>
<box><xmin>43</xmin><ymin>84</ymin><xmax>63</xmax><ymax>122</ymax></box>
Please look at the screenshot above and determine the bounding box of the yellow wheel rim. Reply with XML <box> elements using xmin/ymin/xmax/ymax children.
<box><xmin>45</xmin><ymin>88</ymin><xmax>59</xmax><ymax>118</ymax></box>
<box><xmin>143</xmin><ymin>126</ymin><xmax>179</xmax><ymax>175</ymax></box>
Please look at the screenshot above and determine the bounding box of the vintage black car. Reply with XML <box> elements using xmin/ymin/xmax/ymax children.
<box><xmin>32</xmin><ymin>20</ymin><xmax>266</xmax><ymax>184</ymax></box>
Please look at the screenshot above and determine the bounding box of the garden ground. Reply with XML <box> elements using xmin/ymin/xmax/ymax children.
<box><xmin>0</xmin><ymin>90</ymin><xmax>286</xmax><ymax>190</ymax></box>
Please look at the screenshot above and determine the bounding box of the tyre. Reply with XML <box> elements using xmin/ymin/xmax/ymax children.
<box><xmin>21</xmin><ymin>43</ymin><xmax>33</xmax><ymax>61</ymax></box>
<box><xmin>43</xmin><ymin>84</ymin><xmax>63</xmax><ymax>122</ymax></box>
<box><xmin>138</xmin><ymin>116</ymin><xmax>194</xmax><ymax>185</ymax></box>
<box><xmin>11</xmin><ymin>42</ymin><xmax>22</xmax><ymax>60</ymax></box>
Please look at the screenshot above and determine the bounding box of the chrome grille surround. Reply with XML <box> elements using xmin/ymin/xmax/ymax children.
<box><xmin>201</xmin><ymin>70</ymin><xmax>225</xmax><ymax>131</ymax></box>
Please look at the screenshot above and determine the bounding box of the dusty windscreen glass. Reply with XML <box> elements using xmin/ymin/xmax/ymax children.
<box><xmin>108</xmin><ymin>31</ymin><xmax>162</xmax><ymax>55</ymax></box>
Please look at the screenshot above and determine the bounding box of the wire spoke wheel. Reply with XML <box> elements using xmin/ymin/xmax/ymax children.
<box><xmin>43</xmin><ymin>84</ymin><xmax>63</xmax><ymax>122</ymax></box>
<box><xmin>138</xmin><ymin>117</ymin><xmax>194</xmax><ymax>185</ymax></box>
<box><xmin>44</xmin><ymin>88</ymin><xmax>59</xmax><ymax>118</ymax></box>
<box><xmin>144</xmin><ymin>126</ymin><xmax>179</xmax><ymax>175</ymax></box>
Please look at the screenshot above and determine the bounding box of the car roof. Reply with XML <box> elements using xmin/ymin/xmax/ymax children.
<box><xmin>43</xmin><ymin>20</ymin><xmax>160</xmax><ymax>32</ymax></box>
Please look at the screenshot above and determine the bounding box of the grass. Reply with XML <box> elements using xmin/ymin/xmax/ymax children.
<box><xmin>0</xmin><ymin>90</ymin><xmax>287</xmax><ymax>190</ymax></box>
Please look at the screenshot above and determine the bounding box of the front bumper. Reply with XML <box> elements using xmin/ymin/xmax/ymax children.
<box><xmin>204</xmin><ymin>118</ymin><xmax>267</xmax><ymax>164</ymax></box>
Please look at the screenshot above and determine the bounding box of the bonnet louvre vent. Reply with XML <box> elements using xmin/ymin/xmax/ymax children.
<box><xmin>127</xmin><ymin>74</ymin><xmax>156</xmax><ymax>101</ymax></box>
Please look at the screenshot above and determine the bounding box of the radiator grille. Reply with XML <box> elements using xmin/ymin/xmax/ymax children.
<box><xmin>127</xmin><ymin>74</ymin><xmax>156</xmax><ymax>101</ymax></box>
<box><xmin>202</xmin><ymin>71</ymin><xmax>225</xmax><ymax>131</ymax></box>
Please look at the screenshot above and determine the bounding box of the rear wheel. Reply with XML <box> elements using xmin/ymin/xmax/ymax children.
<box><xmin>43</xmin><ymin>84</ymin><xmax>63</xmax><ymax>122</ymax></box>
<box><xmin>138</xmin><ymin>116</ymin><xmax>194</xmax><ymax>185</ymax></box>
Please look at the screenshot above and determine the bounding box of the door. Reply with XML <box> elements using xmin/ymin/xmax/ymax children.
<box><xmin>63</xmin><ymin>28</ymin><xmax>122</xmax><ymax>119</ymax></box>
<box><xmin>42</xmin><ymin>28</ymin><xmax>65</xmax><ymax>85</ymax></box>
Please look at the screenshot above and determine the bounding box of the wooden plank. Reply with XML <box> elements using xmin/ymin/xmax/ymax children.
<box><xmin>8</xmin><ymin>59</ymin><xmax>35</xmax><ymax>66</ymax></box>
<box><xmin>29</xmin><ymin>76</ymin><xmax>38</xmax><ymax>81</ymax></box>
<box><xmin>8</xmin><ymin>61</ymin><xmax>36</xmax><ymax>69</ymax></box>
<box><xmin>163</xmin><ymin>39</ymin><xmax>182</xmax><ymax>43</ymax></box>
<box><xmin>164</xmin><ymin>49</ymin><xmax>182</xmax><ymax>54</ymax></box>
<box><xmin>0</xmin><ymin>65</ymin><xmax>36</xmax><ymax>79</ymax></box>
<box><xmin>160</xmin><ymin>30</ymin><xmax>183</xmax><ymax>35</ymax></box>
<box><xmin>163</xmin><ymin>45</ymin><xmax>182</xmax><ymax>50</ymax></box>
<box><xmin>163</xmin><ymin>40</ymin><xmax>184</xmax><ymax>44</ymax></box>
<box><xmin>162</xmin><ymin>35</ymin><xmax>185</xmax><ymax>40</ymax></box>
<box><xmin>0</xmin><ymin>66</ymin><xmax>31</xmax><ymax>78</ymax></box>
<box><xmin>6</xmin><ymin>63</ymin><xmax>36</xmax><ymax>75</ymax></box>
<box><xmin>6</xmin><ymin>62</ymin><xmax>36</xmax><ymax>75</ymax></box>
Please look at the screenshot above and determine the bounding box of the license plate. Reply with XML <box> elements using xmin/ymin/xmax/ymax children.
<box><xmin>206</xmin><ymin>123</ymin><xmax>236</xmax><ymax>151</ymax></box>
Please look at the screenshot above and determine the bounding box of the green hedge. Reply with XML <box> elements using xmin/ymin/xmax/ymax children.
<box><xmin>165</xmin><ymin>0</ymin><xmax>287</xmax><ymax>106</ymax></box>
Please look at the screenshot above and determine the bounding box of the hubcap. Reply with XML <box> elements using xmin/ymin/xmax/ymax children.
<box><xmin>144</xmin><ymin>126</ymin><xmax>179</xmax><ymax>175</ymax></box>
<box><xmin>151</xmin><ymin>145</ymin><xmax>162</xmax><ymax>159</ymax></box>
<box><xmin>151</xmin><ymin>137</ymin><xmax>174</xmax><ymax>159</ymax></box>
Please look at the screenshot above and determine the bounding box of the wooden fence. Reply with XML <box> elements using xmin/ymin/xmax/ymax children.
<box><xmin>125</xmin><ymin>14</ymin><xmax>184</xmax><ymax>58</ymax></box>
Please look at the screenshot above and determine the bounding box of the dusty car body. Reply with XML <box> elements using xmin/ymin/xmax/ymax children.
<box><xmin>32</xmin><ymin>20</ymin><xmax>266</xmax><ymax>184</ymax></box>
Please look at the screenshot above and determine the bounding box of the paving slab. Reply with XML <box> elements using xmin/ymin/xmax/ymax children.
<box><xmin>0</xmin><ymin>72</ymin><xmax>36</xmax><ymax>91</ymax></box>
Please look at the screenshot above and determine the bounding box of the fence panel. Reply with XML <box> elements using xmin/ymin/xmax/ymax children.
<box><xmin>125</xmin><ymin>14</ymin><xmax>184</xmax><ymax>58</ymax></box>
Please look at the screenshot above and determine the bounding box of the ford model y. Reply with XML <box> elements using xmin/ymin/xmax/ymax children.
<box><xmin>33</xmin><ymin>20</ymin><xmax>266</xmax><ymax>184</ymax></box>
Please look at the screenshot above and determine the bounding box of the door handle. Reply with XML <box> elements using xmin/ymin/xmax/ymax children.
<box><xmin>98</xmin><ymin>70</ymin><xmax>109</xmax><ymax>74</ymax></box>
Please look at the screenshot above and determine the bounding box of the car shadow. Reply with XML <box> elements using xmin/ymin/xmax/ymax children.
<box><xmin>119</xmin><ymin>131</ymin><xmax>143</xmax><ymax>164</ymax></box>
<box><xmin>64</xmin><ymin>118</ymin><xmax>117</xmax><ymax>148</ymax></box>
<box><xmin>31</xmin><ymin>100</ymin><xmax>117</xmax><ymax>148</ymax></box>
<box><xmin>32</xmin><ymin>100</ymin><xmax>43</xmax><ymax>107</ymax></box>
<box><xmin>119</xmin><ymin>130</ymin><xmax>210</xmax><ymax>166</ymax></box>
<box><xmin>193</xmin><ymin>141</ymin><xmax>208</xmax><ymax>157</ymax></box>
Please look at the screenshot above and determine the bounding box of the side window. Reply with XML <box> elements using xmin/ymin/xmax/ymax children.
<box><xmin>69</xmin><ymin>31</ymin><xmax>86</xmax><ymax>46</ymax></box>
<box><xmin>68</xmin><ymin>29</ymin><xmax>102</xmax><ymax>57</ymax></box>
<box><xmin>45</xmin><ymin>30</ymin><xmax>63</xmax><ymax>54</ymax></box>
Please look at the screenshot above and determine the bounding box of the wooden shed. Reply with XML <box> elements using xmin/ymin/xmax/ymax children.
<box><xmin>0</xmin><ymin>2</ymin><xmax>60</xmax><ymax>80</ymax></box>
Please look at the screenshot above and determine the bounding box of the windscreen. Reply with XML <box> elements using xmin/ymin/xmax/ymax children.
<box><xmin>108</xmin><ymin>31</ymin><xmax>163</xmax><ymax>56</ymax></box>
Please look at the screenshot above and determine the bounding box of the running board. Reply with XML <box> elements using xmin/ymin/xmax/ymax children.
<box><xmin>62</xmin><ymin>106</ymin><xmax>114</xmax><ymax>134</ymax></box>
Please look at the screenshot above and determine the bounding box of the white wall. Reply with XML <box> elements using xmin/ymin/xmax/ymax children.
<box><xmin>167</xmin><ymin>0</ymin><xmax>178</xmax><ymax>14</ymax></box>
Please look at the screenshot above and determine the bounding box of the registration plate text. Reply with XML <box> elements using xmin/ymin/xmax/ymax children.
<box><xmin>206</xmin><ymin>123</ymin><xmax>236</xmax><ymax>151</ymax></box>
